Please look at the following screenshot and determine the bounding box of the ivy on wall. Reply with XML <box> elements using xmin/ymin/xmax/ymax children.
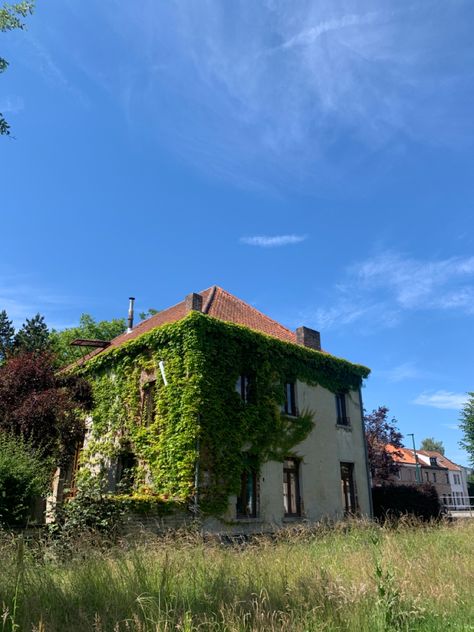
<box><xmin>72</xmin><ymin>311</ymin><xmax>370</xmax><ymax>516</ymax></box>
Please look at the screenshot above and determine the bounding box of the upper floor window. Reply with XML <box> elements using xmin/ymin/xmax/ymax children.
<box><xmin>283</xmin><ymin>382</ymin><xmax>297</xmax><ymax>416</ymax></box>
<box><xmin>236</xmin><ymin>468</ymin><xmax>258</xmax><ymax>518</ymax></box>
<box><xmin>429</xmin><ymin>457</ymin><xmax>437</xmax><ymax>467</ymax></box>
<box><xmin>433</xmin><ymin>472</ymin><xmax>437</xmax><ymax>483</ymax></box>
<box><xmin>283</xmin><ymin>457</ymin><xmax>301</xmax><ymax>517</ymax></box>
<box><xmin>335</xmin><ymin>393</ymin><xmax>350</xmax><ymax>426</ymax></box>
<box><xmin>142</xmin><ymin>380</ymin><xmax>157</xmax><ymax>425</ymax></box>
<box><xmin>236</xmin><ymin>375</ymin><xmax>251</xmax><ymax>404</ymax></box>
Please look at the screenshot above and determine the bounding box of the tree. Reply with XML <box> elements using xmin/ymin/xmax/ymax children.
<box><xmin>0</xmin><ymin>433</ymin><xmax>51</xmax><ymax>527</ymax></box>
<box><xmin>0</xmin><ymin>351</ymin><xmax>92</xmax><ymax>464</ymax></box>
<box><xmin>459</xmin><ymin>392</ymin><xmax>474</xmax><ymax>468</ymax></box>
<box><xmin>139</xmin><ymin>308</ymin><xmax>159</xmax><ymax>321</ymax></box>
<box><xmin>0</xmin><ymin>309</ymin><xmax>14</xmax><ymax>362</ymax></box>
<box><xmin>1</xmin><ymin>1</ymin><xmax>34</xmax><ymax>135</ymax></box>
<box><xmin>49</xmin><ymin>313</ymin><xmax>126</xmax><ymax>367</ymax></box>
<box><xmin>420</xmin><ymin>437</ymin><xmax>445</xmax><ymax>455</ymax></box>
<box><xmin>364</xmin><ymin>406</ymin><xmax>404</xmax><ymax>483</ymax></box>
<box><xmin>14</xmin><ymin>313</ymin><xmax>50</xmax><ymax>353</ymax></box>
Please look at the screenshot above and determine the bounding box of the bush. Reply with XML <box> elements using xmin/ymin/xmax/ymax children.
<box><xmin>0</xmin><ymin>433</ymin><xmax>51</xmax><ymax>527</ymax></box>
<box><xmin>372</xmin><ymin>483</ymin><xmax>442</xmax><ymax>521</ymax></box>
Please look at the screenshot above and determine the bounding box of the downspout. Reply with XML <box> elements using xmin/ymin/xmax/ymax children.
<box><xmin>359</xmin><ymin>386</ymin><xmax>374</xmax><ymax>519</ymax></box>
<box><xmin>194</xmin><ymin>419</ymin><xmax>200</xmax><ymax>519</ymax></box>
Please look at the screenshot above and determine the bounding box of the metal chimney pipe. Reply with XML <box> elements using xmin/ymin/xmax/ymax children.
<box><xmin>127</xmin><ymin>297</ymin><xmax>135</xmax><ymax>333</ymax></box>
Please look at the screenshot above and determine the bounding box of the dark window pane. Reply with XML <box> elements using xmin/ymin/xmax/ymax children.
<box><xmin>340</xmin><ymin>462</ymin><xmax>357</xmax><ymax>514</ymax></box>
<box><xmin>336</xmin><ymin>393</ymin><xmax>350</xmax><ymax>426</ymax></box>
<box><xmin>236</xmin><ymin>469</ymin><xmax>258</xmax><ymax>518</ymax></box>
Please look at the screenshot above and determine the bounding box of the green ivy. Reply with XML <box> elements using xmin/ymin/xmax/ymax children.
<box><xmin>71</xmin><ymin>311</ymin><xmax>370</xmax><ymax>516</ymax></box>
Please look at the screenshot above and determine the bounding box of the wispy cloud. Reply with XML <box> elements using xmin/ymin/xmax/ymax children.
<box><xmin>380</xmin><ymin>362</ymin><xmax>424</xmax><ymax>383</ymax></box>
<box><xmin>46</xmin><ymin>0</ymin><xmax>474</xmax><ymax>189</ymax></box>
<box><xmin>0</xmin><ymin>96</ymin><xmax>24</xmax><ymax>115</ymax></box>
<box><xmin>240</xmin><ymin>234</ymin><xmax>307</xmax><ymax>248</ymax></box>
<box><xmin>308</xmin><ymin>252</ymin><xmax>474</xmax><ymax>330</ymax></box>
<box><xmin>413</xmin><ymin>390</ymin><xmax>467</xmax><ymax>411</ymax></box>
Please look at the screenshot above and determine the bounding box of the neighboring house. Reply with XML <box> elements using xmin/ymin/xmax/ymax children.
<box><xmin>383</xmin><ymin>446</ymin><xmax>469</xmax><ymax>509</ymax></box>
<box><xmin>417</xmin><ymin>451</ymin><xmax>470</xmax><ymax>509</ymax></box>
<box><xmin>62</xmin><ymin>286</ymin><xmax>372</xmax><ymax>531</ymax></box>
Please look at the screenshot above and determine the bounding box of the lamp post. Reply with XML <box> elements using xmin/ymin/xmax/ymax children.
<box><xmin>407</xmin><ymin>433</ymin><xmax>421</xmax><ymax>484</ymax></box>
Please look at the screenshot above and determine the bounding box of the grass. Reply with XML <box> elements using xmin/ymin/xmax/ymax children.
<box><xmin>0</xmin><ymin>519</ymin><xmax>473</xmax><ymax>631</ymax></box>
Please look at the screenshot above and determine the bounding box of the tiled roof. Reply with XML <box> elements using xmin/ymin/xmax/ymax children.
<box><xmin>386</xmin><ymin>445</ymin><xmax>419</xmax><ymax>465</ymax></box>
<box><xmin>417</xmin><ymin>450</ymin><xmax>462</xmax><ymax>472</ymax></box>
<box><xmin>70</xmin><ymin>286</ymin><xmax>301</xmax><ymax>367</ymax></box>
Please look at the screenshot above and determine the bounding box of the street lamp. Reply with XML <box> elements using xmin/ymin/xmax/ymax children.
<box><xmin>407</xmin><ymin>433</ymin><xmax>421</xmax><ymax>484</ymax></box>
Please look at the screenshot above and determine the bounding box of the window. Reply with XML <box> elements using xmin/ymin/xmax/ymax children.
<box><xmin>454</xmin><ymin>473</ymin><xmax>460</xmax><ymax>485</ymax></box>
<box><xmin>236</xmin><ymin>375</ymin><xmax>251</xmax><ymax>404</ymax></box>
<box><xmin>433</xmin><ymin>472</ymin><xmax>437</xmax><ymax>483</ymax></box>
<box><xmin>115</xmin><ymin>450</ymin><xmax>136</xmax><ymax>492</ymax></box>
<box><xmin>429</xmin><ymin>457</ymin><xmax>437</xmax><ymax>467</ymax></box>
<box><xmin>283</xmin><ymin>458</ymin><xmax>301</xmax><ymax>516</ymax></box>
<box><xmin>446</xmin><ymin>473</ymin><xmax>449</xmax><ymax>484</ymax></box>
<box><xmin>282</xmin><ymin>382</ymin><xmax>297</xmax><ymax>416</ymax></box>
<box><xmin>142</xmin><ymin>380</ymin><xmax>156</xmax><ymax>425</ymax></box>
<box><xmin>340</xmin><ymin>462</ymin><xmax>357</xmax><ymax>514</ymax></box>
<box><xmin>424</xmin><ymin>471</ymin><xmax>429</xmax><ymax>482</ymax></box>
<box><xmin>335</xmin><ymin>393</ymin><xmax>350</xmax><ymax>426</ymax></box>
<box><xmin>236</xmin><ymin>468</ymin><xmax>258</xmax><ymax>518</ymax></box>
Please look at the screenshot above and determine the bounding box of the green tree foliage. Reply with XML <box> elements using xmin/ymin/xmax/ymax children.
<box><xmin>0</xmin><ymin>309</ymin><xmax>14</xmax><ymax>362</ymax></box>
<box><xmin>139</xmin><ymin>308</ymin><xmax>159</xmax><ymax>321</ymax></box>
<box><xmin>0</xmin><ymin>432</ymin><xmax>51</xmax><ymax>527</ymax></box>
<box><xmin>459</xmin><ymin>392</ymin><xmax>474</xmax><ymax>468</ymax></box>
<box><xmin>1</xmin><ymin>1</ymin><xmax>34</xmax><ymax>135</ymax></box>
<box><xmin>50</xmin><ymin>313</ymin><xmax>126</xmax><ymax>367</ymax></box>
<box><xmin>14</xmin><ymin>312</ymin><xmax>50</xmax><ymax>353</ymax></box>
<box><xmin>420</xmin><ymin>437</ymin><xmax>445</xmax><ymax>455</ymax></box>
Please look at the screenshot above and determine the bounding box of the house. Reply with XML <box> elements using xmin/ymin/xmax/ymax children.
<box><xmin>417</xmin><ymin>451</ymin><xmax>470</xmax><ymax>509</ymax></box>
<box><xmin>64</xmin><ymin>286</ymin><xmax>372</xmax><ymax>531</ymax></box>
<box><xmin>384</xmin><ymin>446</ymin><xmax>469</xmax><ymax>509</ymax></box>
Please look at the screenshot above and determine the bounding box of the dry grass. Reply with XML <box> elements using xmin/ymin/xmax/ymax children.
<box><xmin>1</xmin><ymin>518</ymin><xmax>473</xmax><ymax>631</ymax></box>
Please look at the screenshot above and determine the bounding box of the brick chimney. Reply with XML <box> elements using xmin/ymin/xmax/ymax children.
<box><xmin>296</xmin><ymin>326</ymin><xmax>321</xmax><ymax>351</ymax></box>
<box><xmin>185</xmin><ymin>292</ymin><xmax>203</xmax><ymax>313</ymax></box>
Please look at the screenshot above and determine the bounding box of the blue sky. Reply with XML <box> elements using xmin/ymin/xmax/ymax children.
<box><xmin>1</xmin><ymin>0</ymin><xmax>474</xmax><ymax>465</ymax></box>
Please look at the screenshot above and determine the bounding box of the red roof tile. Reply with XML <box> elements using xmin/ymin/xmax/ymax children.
<box><xmin>417</xmin><ymin>450</ymin><xmax>462</xmax><ymax>471</ymax></box>
<box><xmin>70</xmin><ymin>286</ymin><xmax>302</xmax><ymax>368</ymax></box>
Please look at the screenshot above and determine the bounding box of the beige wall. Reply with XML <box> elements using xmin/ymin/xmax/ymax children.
<box><xmin>221</xmin><ymin>381</ymin><xmax>371</xmax><ymax>529</ymax></box>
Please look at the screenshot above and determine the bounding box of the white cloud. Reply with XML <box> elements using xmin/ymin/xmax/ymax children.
<box><xmin>240</xmin><ymin>234</ymin><xmax>307</xmax><ymax>247</ymax></box>
<box><xmin>308</xmin><ymin>252</ymin><xmax>474</xmax><ymax>330</ymax></box>
<box><xmin>413</xmin><ymin>391</ymin><xmax>468</xmax><ymax>410</ymax></box>
<box><xmin>0</xmin><ymin>96</ymin><xmax>24</xmax><ymax>115</ymax></box>
<box><xmin>46</xmin><ymin>0</ymin><xmax>474</xmax><ymax>189</ymax></box>
<box><xmin>382</xmin><ymin>362</ymin><xmax>423</xmax><ymax>383</ymax></box>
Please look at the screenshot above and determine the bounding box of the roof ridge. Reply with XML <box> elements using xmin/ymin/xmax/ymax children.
<box><xmin>213</xmin><ymin>286</ymin><xmax>295</xmax><ymax>336</ymax></box>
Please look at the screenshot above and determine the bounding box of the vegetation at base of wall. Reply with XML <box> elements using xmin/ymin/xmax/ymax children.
<box><xmin>0</xmin><ymin>520</ymin><xmax>473</xmax><ymax>631</ymax></box>
<box><xmin>372</xmin><ymin>483</ymin><xmax>442</xmax><ymax>522</ymax></box>
<box><xmin>73</xmin><ymin>311</ymin><xmax>370</xmax><ymax>516</ymax></box>
<box><xmin>0</xmin><ymin>433</ymin><xmax>51</xmax><ymax>528</ymax></box>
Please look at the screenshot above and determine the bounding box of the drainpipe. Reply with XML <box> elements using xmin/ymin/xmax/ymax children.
<box><xmin>359</xmin><ymin>387</ymin><xmax>374</xmax><ymax>519</ymax></box>
<box><xmin>194</xmin><ymin>427</ymin><xmax>200</xmax><ymax>519</ymax></box>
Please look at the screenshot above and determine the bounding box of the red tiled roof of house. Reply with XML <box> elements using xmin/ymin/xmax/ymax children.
<box><xmin>417</xmin><ymin>450</ymin><xmax>462</xmax><ymax>471</ymax></box>
<box><xmin>386</xmin><ymin>445</ymin><xmax>419</xmax><ymax>465</ymax></box>
<box><xmin>70</xmin><ymin>286</ymin><xmax>302</xmax><ymax>368</ymax></box>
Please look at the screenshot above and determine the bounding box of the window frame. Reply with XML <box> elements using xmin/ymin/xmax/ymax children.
<box><xmin>283</xmin><ymin>381</ymin><xmax>297</xmax><ymax>417</ymax></box>
<box><xmin>335</xmin><ymin>392</ymin><xmax>350</xmax><ymax>426</ymax></box>
<box><xmin>283</xmin><ymin>457</ymin><xmax>301</xmax><ymax>517</ymax></box>
<box><xmin>235</xmin><ymin>374</ymin><xmax>252</xmax><ymax>404</ymax></box>
<box><xmin>141</xmin><ymin>379</ymin><xmax>157</xmax><ymax>426</ymax></box>
<box><xmin>236</xmin><ymin>468</ymin><xmax>258</xmax><ymax>518</ymax></box>
<box><xmin>340</xmin><ymin>462</ymin><xmax>358</xmax><ymax>515</ymax></box>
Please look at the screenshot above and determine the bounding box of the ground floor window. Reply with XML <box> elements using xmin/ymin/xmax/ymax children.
<box><xmin>236</xmin><ymin>469</ymin><xmax>258</xmax><ymax>518</ymax></box>
<box><xmin>340</xmin><ymin>462</ymin><xmax>357</xmax><ymax>514</ymax></box>
<box><xmin>283</xmin><ymin>457</ymin><xmax>301</xmax><ymax>516</ymax></box>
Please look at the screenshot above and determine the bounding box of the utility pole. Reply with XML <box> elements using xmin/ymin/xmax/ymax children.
<box><xmin>407</xmin><ymin>433</ymin><xmax>421</xmax><ymax>484</ymax></box>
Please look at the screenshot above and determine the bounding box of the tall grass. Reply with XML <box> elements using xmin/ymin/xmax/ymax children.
<box><xmin>1</xmin><ymin>519</ymin><xmax>473</xmax><ymax>631</ymax></box>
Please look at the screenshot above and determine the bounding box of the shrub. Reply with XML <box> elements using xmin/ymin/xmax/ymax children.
<box><xmin>0</xmin><ymin>433</ymin><xmax>51</xmax><ymax>527</ymax></box>
<box><xmin>372</xmin><ymin>483</ymin><xmax>442</xmax><ymax>521</ymax></box>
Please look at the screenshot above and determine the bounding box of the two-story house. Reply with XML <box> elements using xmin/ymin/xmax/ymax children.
<box><xmin>65</xmin><ymin>286</ymin><xmax>372</xmax><ymax>531</ymax></box>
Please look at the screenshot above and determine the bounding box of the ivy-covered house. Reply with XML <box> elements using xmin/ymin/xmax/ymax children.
<box><xmin>64</xmin><ymin>286</ymin><xmax>371</xmax><ymax>530</ymax></box>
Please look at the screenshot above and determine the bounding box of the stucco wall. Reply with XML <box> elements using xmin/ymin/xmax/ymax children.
<box><xmin>223</xmin><ymin>381</ymin><xmax>371</xmax><ymax>529</ymax></box>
